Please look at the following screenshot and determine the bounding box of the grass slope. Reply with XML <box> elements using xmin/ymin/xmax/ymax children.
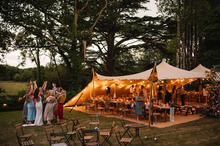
<box><xmin>0</xmin><ymin>81</ymin><xmax>28</xmax><ymax>96</ymax></box>
<box><xmin>0</xmin><ymin>109</ymin><xmax>220</xmax><ymax>146</ymax></box>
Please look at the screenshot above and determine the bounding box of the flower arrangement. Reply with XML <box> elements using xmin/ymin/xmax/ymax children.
<box><xmin>206</xmin><ymin>71</ymin><xmax>220</xmax><ymax>117</ymax></box>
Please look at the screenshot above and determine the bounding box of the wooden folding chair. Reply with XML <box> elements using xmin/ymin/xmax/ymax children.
<box><xmin>60</xmin><ymin>121</ymin><xmax>77</xmax><ymax>145</ymax></box>
<box><xmin>77</xmin><ymin>128</ymin><xmax>94</xmax><ymax>145</ymax></box>
<box><xmin>89</xmin><ymin>114</ymin><xmax>100</xmax><ymax>129</ymax></box>
<box><xmin>114</xmin><ymin>126</ymin><xmax>133</xmax><ymax>146</ymax></box>
<box><xmin>119</xmin><ymin>119</ymin><xmax>133</xmax><ymax>137</ymax></box>
<box><xmin>69</xmin><ymin>118</ymin><xmax>86</xmax><ymax>131</ymax></box>
<box><xmin>82</xmin><ymin>129</ymin><xmax>100</xmax><ymax>146</ymax></box>
<box><xmin>44</xmin><ymin>125</ymin><xmax>65</xmax><ymax>146</ymax></box>
<box><xmin>15</xmin><ymin>123</ymin><xmax>34</xmax><ymax>146</ymax></box>
<box><xmin>100</xmin><ymin>121</ymin><xmax>115</xmax><ymax>146</ymax></box>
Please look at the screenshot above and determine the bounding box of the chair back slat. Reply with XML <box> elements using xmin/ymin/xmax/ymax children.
<box><xmin>82</xmin><ymin>129</ymin><xmax>99</xmax><ymax>145</ymax></box>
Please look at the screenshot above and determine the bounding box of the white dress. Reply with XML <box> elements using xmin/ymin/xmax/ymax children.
<box><xmin>34</xmin><ymin>97</ymin><xmax>43</xmax><ymax>126</ymax></box>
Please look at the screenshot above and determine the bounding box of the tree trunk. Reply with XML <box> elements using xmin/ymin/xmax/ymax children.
<box><xmin>36</xmin><ymin>48</ymin><xmax>42</xmax><ymax>85</ymax></box>
<box><xmin>52</xmin><ymin>53</ymin><xmax>62</xmax><ymax>86</ymax></box>
<box><xmin>176</xmin><ymin>0</ymin><xmax>181</xmax><ymax>68</ymax></box>
<box><xmin>106</xmin><ymin>32</ymin><xmax>116</xmax><ymax>75</ymax></box>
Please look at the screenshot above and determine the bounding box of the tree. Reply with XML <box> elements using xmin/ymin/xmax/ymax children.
<box><xmin>156</xmin><ymin>0</ymin><xmax>211</xmax><ymax>69</ymax></box>
<box><xmin>0</xmin><ymin>0</ymin><xmax>114</xmax><ymax>90</ymax></box>
<box><xmin>0</xmin><ymin>22</ymin><xmax>15</xmax><ymax>62</ymax></box>
<box><xmin>86</xmin><ymin>0</ymin><xmax>170</xmax><ymax>75</ymax></box>
<box><xmin>198</xmin><ymin>1</ymin><xmax>220</xmax><ymax>67</ymax></box>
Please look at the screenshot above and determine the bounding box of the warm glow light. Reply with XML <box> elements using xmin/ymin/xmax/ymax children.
<box><xmin>147</xmin><ymin>84</ymin><xmax>150</xmax><ymax>88</ymax></box>
<box><xmin>130</xmin><ymin>81</ymin><xmax>132</xmax><ymax>83</ymax></box>
<box><xmin>3</xmin><ymin>103</ymin><xmax>7</xmax><ymax>107</ymax></box>
<box><xmin>142</xmin><ymin>81</ymin><xmax>145</xmax><ymax>83</ymax></box>
<box><xmin>161</xmin><ymin>80</ymin><xmax>164</xmax><ymax>83</ymax></box>
<box><xmin>18</xmin><ymin>97</ymin><xmax>22</xmax><ymax>102</ymax></box>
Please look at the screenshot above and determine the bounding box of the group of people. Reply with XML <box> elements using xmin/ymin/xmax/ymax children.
<box><xmin>22</xmin><ymin>81</ymin><xmax>66</xmax><ymax>126</ymax></box>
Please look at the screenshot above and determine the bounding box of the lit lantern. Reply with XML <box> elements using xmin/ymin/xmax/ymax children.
<box><xmin>3</xmin><ymin>103</ymin><xmax>7</xmax><ymax>107</ymax></box>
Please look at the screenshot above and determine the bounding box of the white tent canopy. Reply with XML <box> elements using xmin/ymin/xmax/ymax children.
<box><xmin>96</xmin><ymin>61</ymin><xmax>204</xmax><ymax>81</ymax></box>
<box><xmin>156</xmin><ymin>61</ymin><xmax>204</xmax><ymax>80</ymax></box>
<box><xmin>190</xmin><ymin>64</ymin><xmax>210</xmax><ymax>78</ymax></box>
<box><xmin>96</xmin><ymin>69</ymin><xmax>152</xmax><ymax>80</ymax></box>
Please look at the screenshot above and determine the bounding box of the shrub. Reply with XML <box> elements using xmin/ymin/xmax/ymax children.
<box><xmin>206</xmin><ymin>71</ymin><xmax>220</xmax><ymax>117</ymax></box>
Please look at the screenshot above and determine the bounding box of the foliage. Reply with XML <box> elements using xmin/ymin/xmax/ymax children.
<box><xmin>206</xmin><ymin>71</ymin><xmax>220</xmax><ymax>117</ymax></box>
<box><xmin>0</xmin><ymin>65</ymin><xmax>20</xmax><ymax>81</ymax></box>
<box><xmin>0</xmin><ymin>22</ymin><xmax>15</xmax><ymax>62</ymax></box>
<box><xmin>0</xmin><ymin>0</ymin><xmax>116</xmax><ymax>92</ymax></box>
<box><xmin>0</xmin><ymin>95</ymin><xmax>24</xmax><ymax>111</ymax></box>
<box><xmin>198</xmin><ymin>4</ymin><xmax>220</xmax><ymax>68</ymax></box>
<box><xmin>86</xmin><ymin>0</ymin><xmax>172</xmax><ymax>75</ymax></box>
<box><xmin>156</xmin><ymin>0</ymin><xmax>219</xmax><ymax>70</ymax></box>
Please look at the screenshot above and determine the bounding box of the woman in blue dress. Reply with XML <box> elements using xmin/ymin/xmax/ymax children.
<box><xmin>27</xmin><ymin>95</ymin><xmax>36</xmax><ymax>123</ymax></box>
<box><xmin>135</xmin><ymin>85</ymin><xmax>145</xmax><ymax>121</ymax></box>
<box><xmin>26</xmin><ymin>81</ymin><xmax>37</xmax><ymax>124</ymax></box>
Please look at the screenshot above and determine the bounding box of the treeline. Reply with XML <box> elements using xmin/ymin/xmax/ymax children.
<box><xmin>0</xmin><ymin>64</ymin><xmax>92</xmax><ymax>92</ymax></box>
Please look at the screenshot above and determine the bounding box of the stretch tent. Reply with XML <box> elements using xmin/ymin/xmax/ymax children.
<box><xmin>190</xmin><ymin>64</ymin><xmax>210</xmax><ymax>78</ymax></box>
<box><xmin>64</xmin><ymin>61</ymin><xmax>204</xmax><ymax>107</ymax></box>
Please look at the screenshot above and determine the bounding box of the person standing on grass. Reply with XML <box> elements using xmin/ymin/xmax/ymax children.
<box><xmin>55</xmin><ymin>88</ymin><xmax>66</xmax><ymax>124</ymax></box>
<box><xmin>26</xmin><ymin>81</ymin><xmax>37</xmax><ymax>124</ymax></box>
<box><xmin>34</xmin><ymin>81</ymin><xmax>46</xmax><ymax>126</ymax></box>
<box><xmin>44</xmin><ymin>90</ymin><xmax>56</xmax><ymax>125</ymax></box>
<box><xmin>39</xmin><ymin>81</ymin><xmax>47</xmax><ymax>112</ymax></box>
<box><xmin>135</xmin><ymin>85</ymin><xmax>145</xmax><ymax>121</ymax></box>
<box><xmin>22</xmin><ymin>80</ymin><xmax>33</xmax><ymax>123</ymax></box>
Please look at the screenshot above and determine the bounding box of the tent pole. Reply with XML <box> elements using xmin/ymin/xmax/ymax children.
<box><xmin>114</xmin><ymin>82</ymin><xmax>116</xmax><ymax>98</ymax></box>
<box><xmin>149</xmin><ymin>62</ymin><xmax>157</xmax><ymax>127</ymax></box>
<box><xmin>69</xmin><ymin>91</ymin><xmax>84</xmax><ymax>113</ymax></box>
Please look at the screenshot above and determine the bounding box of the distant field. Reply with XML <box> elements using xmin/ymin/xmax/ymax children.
<box><xmin>0</xmin><ymin>81</ymin><xmax>28</xmax><ymax>96</ymax></box>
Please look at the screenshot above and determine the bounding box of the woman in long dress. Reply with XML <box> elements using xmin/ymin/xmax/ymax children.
<box><xmin>27</xmin><ymin>95</ymin><xmax>36</xmax><ymax>123</ymax></box>
<box><xmin>34</xmin><ymin>87</ymin><xmax>43</xmax><ymax>126</ymax></box>
<box><xmin>135</xmin><ymin>85</ymin><xmax>144</xmax><ymax>121</ymax></box>
<box><xmin>26</xmin><ymin>81</ymin><xmax>36</xmax><ymax>124</ymax></box>
<box><xmin>44</xmin><ymin>90</ymin><xmax>56</xmax><ymax>125</ymax></box>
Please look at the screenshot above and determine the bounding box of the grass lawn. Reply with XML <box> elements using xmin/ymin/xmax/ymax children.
<box><xmin>0</xmin><ymin>81</ymin><xmax>28</xmax><ymax>96</ymax></box>
<box><xmin>0</xmin><ymin>109</ymin><xmax>220</xmax><ymax>146</ymax></box>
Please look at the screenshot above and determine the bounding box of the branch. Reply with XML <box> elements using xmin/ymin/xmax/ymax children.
<box><xmin>88</xmin><ymin>0</ymin><xmax>108</xmax><ymax>34</ymax></box>
<box><xmin>93</xmin><ymin>43</ymin><xmax>106</xmax><ymax>60</ymax></box>
<box><xmin>17</xmin><ymin>45</ymin><xmax>56</xmax><ymax>48</ymax></box>
<box><xmin>29</xmin><ymin>4</ymin><xmax>71</xmax><ymax>34</ymax></box>
<box><xmin>115</xmin><ymin>38</ymin><xmax>131</xmax><ymax>48</ymax></box>
<box><xmin>78</xmin><ymin>0</ymin><xmax>89</xmax><ymax>13</ymax></box>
